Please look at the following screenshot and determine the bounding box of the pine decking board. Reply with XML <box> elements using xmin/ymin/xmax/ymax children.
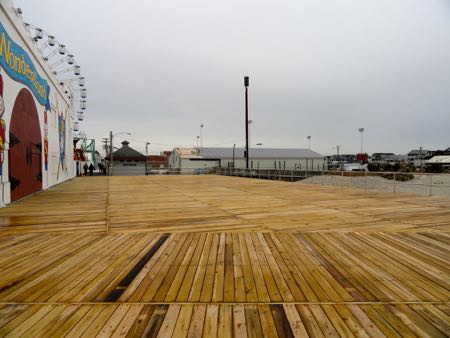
<box><xmin>0</xmin><ymin>175</ymin><xmax>448</xmax><ymax>337</ymax></box>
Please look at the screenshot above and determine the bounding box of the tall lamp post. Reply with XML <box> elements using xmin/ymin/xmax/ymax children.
<box><xmin>248</xmin><ymin>120</ymin><xmax>253</xmax><ymax>150</ymax></box>
<box><xmin>109</xmin><ymin>131</ymin><xmax>131</xmax><ymax>176</ymax></box>
<box><xmin>244</xmin><ymin>76</ymin><xmax>249</xmax><ymax>169</ymax></box>
<box><xmin>358</xmin><ymin>128</ymin><xmax>364</xmax><ymax>154</ymax></box>
<box><xmin>307</xmin><ymin>136</ymin><xmax>311</xmax><ymax>150</ymax></box>
<box><xmin>200</xmin><ymin>124</ymin><xmax>204</xmax><ymax>149</ymax></box>
<box><xmin>232</xmin><ymin>144</ymin><xmax>236</xmax><ymax>168</ymax></box>
<box><xmin>145</xmin><ymin>142</ymin><xmax>150</xmax><ymax>175</ymax></box>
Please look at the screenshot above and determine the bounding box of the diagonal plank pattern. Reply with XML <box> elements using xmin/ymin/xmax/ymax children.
<box><xmin>0</xmin><ymin>175</ymin><xmax>449</xmax><ymax>336</ymax></box>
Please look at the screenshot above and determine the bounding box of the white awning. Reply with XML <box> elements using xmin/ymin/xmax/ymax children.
<box><xmin>428</xmin><ymin>156</ymin><xmax>450</xmax><ymax>164</ymax></box>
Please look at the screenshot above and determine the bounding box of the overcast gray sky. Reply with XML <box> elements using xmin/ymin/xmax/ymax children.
<box><xmin>15</xmin><ymin>0</ymin><xmax>450</xmax><ymax>155</ymax></box>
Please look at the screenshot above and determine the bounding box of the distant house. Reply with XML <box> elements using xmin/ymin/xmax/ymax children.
<box><xmin>326</xmin><ymin>154</ymin><xmax>357</xmax><ymax>170</ymax></box>
<box><xmin>407</xmin><ymin>149</ymin><xmax>431</xmax><ymax>166</ymax></box>
<box><xmin>169</xmin><ymin>147</ymin><xmax>327</xmax><ymax>170</ymax></box>
<box><xmin>106</xmin><ymin>141</ymin><xmax>147</xmax><ymax>176</ymax></box>
<box><xmin>427</xmin><ymin>156</ymin><xmax>450</xmax><ymax>170</ymax></box>
<box><xmin>147</xmin><ymin>151</ymin><xmax>172</xmax><ymax>171</ymax></box>
<box><xmin>371</xmin><ymin>153</ymin><xmax>406</xmax><ymax>164</ymax></box>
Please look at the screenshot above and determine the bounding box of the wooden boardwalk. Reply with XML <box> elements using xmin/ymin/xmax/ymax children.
<box><xmin>0</xmin><ymin>176</ymin><xmax>448</xmax><ymax>337</ymax></box>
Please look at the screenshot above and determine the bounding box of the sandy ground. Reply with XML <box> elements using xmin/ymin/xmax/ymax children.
<box><xmin>302</xmin><ymin>173</ymin><xmax>450</xmax><ymax>197</ymax></box>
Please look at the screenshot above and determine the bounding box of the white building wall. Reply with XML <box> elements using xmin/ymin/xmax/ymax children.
<box><xmin>112</xmin><ymin>161</ymin><xmax>145</xmax><ymax>176</ymax></box>
<box><xmin>0</xmin><ymin>2</ymin><xmax>75</xmax><ymax>205</ymax></box>
<box><xmin>221</xmin><ymin>158</ymin><xmax>327</xmax><ymax>170</ymax></box>
<box><xmin>180</xmin><ymin>159</ymin><xmax>219</xmax><ymax>169</ymax></box>
<box><xmin>169</xmin><ymin>150</ymin><xmax>327</xmax><ymax>171</ymax></box>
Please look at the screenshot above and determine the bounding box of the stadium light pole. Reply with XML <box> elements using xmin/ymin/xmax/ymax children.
<box><xmin>358</xmin><ymin>128</ymin><xmax>364</xmax><ymax>154</ymax></box>
<box><xmin>145</xmin><ymin>142</ymin><xmax>150</xmax><ymax>175</ymax></box>
<box><xmin>244</xmin><ymin>76</ymin><xmax>249</xmax><ymax>169</ymax></box>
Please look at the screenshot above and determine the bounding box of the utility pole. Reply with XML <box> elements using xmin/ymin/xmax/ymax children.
<box><xmin>102</xmin><ymin>138</ymin><xmax>109</xmax><ymax>173</ymax></box>
<box><xmin>109</xmin><ymin>130</ymin><xmax>113</xmax><ymax>176</ymax></box>
<box><xmin>101</xmin><ymin>138</ymin><xmax>109</xmax><ymax>155</ymax></box>
<box><xmin>145</xmin><ymin>142</ymin><xmax>150</xmax><ymax>175</ymax></box>
<box><xmin>358</xmin><ymin>128</ymin><xmax>364</xmax><ymax>154</ymax></box>
<box><xmin>232</xmin><ymin>143</ymin><xmax>236</xmax><ymax>168</ymax></box>
<box><xmin>244</xmin><ymin>76</ymin><xmax>249</xmax><ymax>169</ymax></box>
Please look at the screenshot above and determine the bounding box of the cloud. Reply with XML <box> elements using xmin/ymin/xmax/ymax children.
<box><xmin>15</xmin><ymin>0</ymin><xmax>450</xmax><ymax>155</ymax></box>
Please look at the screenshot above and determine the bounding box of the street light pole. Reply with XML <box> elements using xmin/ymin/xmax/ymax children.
<box><xmin>358</xmin><ymin>128</ymin><xmax>364</xmax><ymax>154</ymax></box>
<box><xmin>200</xmin><ymin>124</ymin><xmax>204</xmax><ymax>149</ymax></box>
<box><xmin>244</xmin><ymin>76</ymin><xmax>249</xmax><ymax>169</ymax></box>
<box><xmin>109</xmin><ymin>130</ymin><xmax>113</xmax><ymax>176</ymax></box>
<box><xmin>307</xmin><ymin>136</ymin><xmax>311</xmax><ymax>150</ymax></box>
<box><xmin>145</xmin><ymin>142</ymin><xmax>150</xmax><ymax>175</ymax></box>
<box><xmin>248</xmin><ymin>120</ymin><xmax>253</xmax><ymax>150</ymax></box>
<box><xmin>232</xmin><ymin>143</ymin><xmax>236</xmax><ymax>168</ymax></box>
<box><xmin>109</xmin><ymin>131</ymin><xmax>131</xmax><ymax>176</ymax></box>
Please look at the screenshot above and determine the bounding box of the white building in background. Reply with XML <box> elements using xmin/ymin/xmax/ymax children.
<box><xmin>427</xmin><ymin>155</ymin><xmax>450</xmax><ymax>170</ymax></box>
<box><xmin>0</xmin><ymin>2</ymin><xmax>78</xmax><ymax>204</ymax></box>
<box><xmin>106</xmin><ymin>141</ymin><xmax>146</xmax><ymax>176</ymax></box>
<box><xmin>169</xmin><ymin>147</ymin><xmax>327</xmax><ymax>170</ymax></box>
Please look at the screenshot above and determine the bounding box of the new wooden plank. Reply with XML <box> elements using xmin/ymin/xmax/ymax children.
<box><xmin>0</xmin><ymin>176</ymin><xmax>448</xmax><ymax>337</ymax></box>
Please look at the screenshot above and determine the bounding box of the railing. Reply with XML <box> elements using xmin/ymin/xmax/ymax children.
<box><xmin>216</xmin><ymin>167</ymin><xmax>315</xmax><ymax>181</ymax></box>
<box><xmin>216</xmin><ymin>167</ymin><xmax>450</xmax><ymax>197</ymax></box>
<box><xmin>101</xmin><ymin>165</ymin><xmax>450</xmax><ymax>197</ymax></box>
<box><xmin>107</xmin><ymin>167</ymin><xmax>216</xmax><ymax>176</ymax></box>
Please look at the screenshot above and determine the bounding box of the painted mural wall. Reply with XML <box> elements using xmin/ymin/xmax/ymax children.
<box><xmin>0</xmin><ymin>2</ymin><xmax>75</xmax><ymax>205</ymax></box>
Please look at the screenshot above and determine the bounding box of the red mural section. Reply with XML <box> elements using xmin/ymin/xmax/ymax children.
<box><xmin>9</xmin><ymin>88</ymin><xmax>42</xmax><ymax>202</ymax></box>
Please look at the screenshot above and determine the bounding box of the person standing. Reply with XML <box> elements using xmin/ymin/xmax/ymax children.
<box><xmin>83</xmin><ymin>163</ymin><xmax>88</xmax><ymax>176</ymax></box>
<box><xmin>89</xmin><ymin>163</ymin><xmax>95</xmax><ymax>176</ymax></box>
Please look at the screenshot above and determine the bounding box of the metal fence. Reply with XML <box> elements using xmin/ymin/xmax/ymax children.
<box><xmin>102</xmin><ymin>165</ymin><xmax>450</xmax><ymax>197</ymax></box>
<box><xmin>107</xmin><ymin>166</ymin><xmax>216</xmax><ymax>176</ymax></box>
<box><xmin>216</xmin><ymin>167</ymin><xmax>450</xmax><ymax>197</ymax></box>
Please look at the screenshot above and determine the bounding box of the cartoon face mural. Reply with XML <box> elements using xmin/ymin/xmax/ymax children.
<box><xmin>0</xmin><ymin>73</ymin><xmax>5</xmax><ymax>176</ymax></box>
<box><xmin>58</xmin><ymin>112</ymin><xmax>66</xmax><ymax>169</ymax></box>
<box><xmin>44</xmin><ymin>111</ymin><xmax>48</xmax><ymax>171</ymax></box>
